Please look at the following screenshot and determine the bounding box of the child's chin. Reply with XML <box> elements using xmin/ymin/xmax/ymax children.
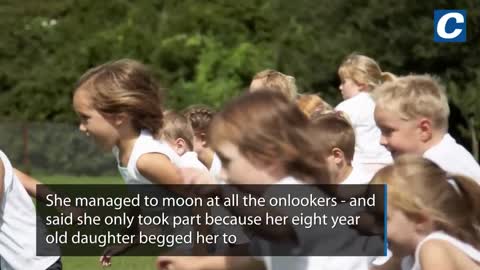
<box><xmin>390</xmin><ymin>150</ymin><xmax>402</xmax><ymax>158</ymax></box>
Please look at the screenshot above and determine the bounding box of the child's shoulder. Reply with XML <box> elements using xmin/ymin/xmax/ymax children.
<box><xmin>424</xmin><ymin>133</ymin><xmax>480</xmax><ymax>182</ymax></box>
<box><xmin>136</xmin><ymin>151</ymin><xmax>181</xmax><ymax>185</ymax></box>
<box><xmin>419</xmin><ymin>238</ymin><xmax>480</xmax><ymax>269</ymax></box>
<box><xmin>336</xmin><ymin>93</ymin><xmax>374</xmax><ymax>112</ymax></box>
<box><xmin>135</xmin><ymin>131</ymin><xmax>180</xmax><ymax>165</ymax></box>
<box><xmin>0</xmin><ymin>151</ymin><xmax>13</xmax><ymax>188</ymax></box>
<box><xmin>418</xmin><ymin>239</ymin><xmax>456</xmax><ymax>268</ymax></box>
<box><xmin>136</xmin><ymin>152</ymin><xmax>172</xmax><ymax>171</ymax></box>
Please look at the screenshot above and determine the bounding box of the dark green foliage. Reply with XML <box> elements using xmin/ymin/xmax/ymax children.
<box><xmin>0</xmin><ymin>0</ymin><xmax>479</xmax><ymax>171</ymax></box>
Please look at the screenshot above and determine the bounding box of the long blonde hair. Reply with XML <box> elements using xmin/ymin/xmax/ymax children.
<box><xmin>338</xmin><ymin>54</ymin><xmax>396</xmax><ymax>92</ymax></box>
<box><xmin>371</xmin><ymin>155</ymin><xmax>480</xmax><ymax>247</ymax></box>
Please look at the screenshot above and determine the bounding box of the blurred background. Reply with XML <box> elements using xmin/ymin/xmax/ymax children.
<box><xmin>1</xmin><ymin>0</ymin><xmax>480</xmax><ymax>176</ymax></box>
<box><xmin>0</xmin><ymin>1</ymin><xmax>479</xmax><ymax>268</ymax></box>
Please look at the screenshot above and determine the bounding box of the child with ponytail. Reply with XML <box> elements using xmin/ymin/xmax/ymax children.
<box><xmin>372</xmin><ymin>155</ymin><xmax>480</xmax><ymax>270</ymax></box>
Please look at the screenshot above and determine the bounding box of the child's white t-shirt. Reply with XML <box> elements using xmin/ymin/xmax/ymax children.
<box><xmin>341</xmin><ymin>166</ymin><xmax>373</xmax><ymax>185</ymax></box>
<box><xmin>209</xmin><ymin>153</ymin><xmax>222</xmax><ymax>177</ymax></box>
<box><xmin>0</xmin><ymin>150</ymin><xmax>60</xmax><ymax>270</ymax></box>
<box><xmin>335</xmin><ymin>92</ymin><xmax>393</xmax><ymax>166</ymax></box>
<box><xmin>411</xmin><ymin>231</ymin><xmax>480</xmax><ymax>270</ymax></box>
<box><xmin>113</xmin><ymin>131</ymin><xmax>192</xmax><ymax>250</ymax></box>
<box><xmin>423</xmin><ymin>133</ymin><xmax>480</xmax><ymax>183</ymax></box>
<box><xmin>178</xmin><ymin>151</ymin><xmax>208</xmax><ymax>171</ymax></box>
<box><xmin>113</xmin><ymin>130</ymin><xmax>181</xmax><ymax>185</ymax></box>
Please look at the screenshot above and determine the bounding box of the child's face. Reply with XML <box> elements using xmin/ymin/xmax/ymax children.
<box><xmin>374</xmin><ymin>107</ymin><xmax>422</xmax><ymax>158</ymax></box>
<box><xmin>73</xmin><ymin>89</ymin><xmax>119</xmax><ymax>151</ymax></box>
<box><xmin>387</xmin><ymin>204</ymin><xmax>420</xmax><ymax>256</ymax></box>
<box><xmin>249</xmin><ymin>78</ymin><xmax>265</xmax><ymax>91</ymax></box>
<box><xmin>339</xmin><ymin>78</ymin><xmax>362</xmax><ymax>99</ymax></box>
<box><xmin>215</xmin><ymin>142</ymin><xmax>276</xmax><ymax>185</ymax></box>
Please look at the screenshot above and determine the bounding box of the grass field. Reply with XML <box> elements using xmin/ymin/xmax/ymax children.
<box><xmin>35</xmin><ymin>174</ymin><xmax>159</xmax><ymax>270</ymax></box>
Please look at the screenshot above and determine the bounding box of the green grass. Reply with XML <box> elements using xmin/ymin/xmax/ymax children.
<box><xmin>34</xmin><ymin>174</ymin><xmax>160</xmax><ymax>270</ymax></box>
<box><xmin>36</xmin><ymin>175</ymin><xmax>124</xmax><ymax>185</ymax></box>
<box><xmin>60</xmin><ymin>256</ymin><xmax>157</xmax><ymax>270</ymax></box>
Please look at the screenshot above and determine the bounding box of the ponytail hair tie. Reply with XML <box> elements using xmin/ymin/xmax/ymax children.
<box><xmin>446</xmin><ymin>176</ymin><xmax>462</xmax><ymax>195</ymax></box>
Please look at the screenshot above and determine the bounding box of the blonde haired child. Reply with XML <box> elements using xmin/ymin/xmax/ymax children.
<box><xmin>371</xmin><ymin>155</ymin><xmax>480</xmax><ymax>270</ymax></box>
<box><xmin>160</xmin><ymin>111</ymin><xmax>208</xmax><ymax>171</ymax></box>
<box><xmin>335</xmin><ymin>54</ymin><xmax>394</xmax><ymax>176</ymax></box>
<box><xmin>250</xmin><ymin>69</ymin><xmax>298</xmax><ymax>101</ymax></box>
<box><xmin>296</xmin><ymin>94</ymin><xmax>333</xmax><ymax>118</ymax></box>
<box><xmin>372</xmin><ymin>74</ymin><xmax>480</xmax><ymax>182</ymax></box>
<box><xmin>72</xmin><ymin>59</ymin><xmax>183</xmax><ymax>266</ymax></box>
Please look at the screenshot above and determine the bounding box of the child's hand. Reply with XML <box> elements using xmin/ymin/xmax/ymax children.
<box><xmin>99</xmin><ymin>243</ymin><xmax>133</xmax><ymax>268</ymax></box>
<box><xmin>99</xmin><ymin>254</ymin><xmax>112</xmax><ymax>268</ymax></box>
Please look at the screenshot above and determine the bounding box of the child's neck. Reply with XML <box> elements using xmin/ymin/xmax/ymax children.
<box><xmin>335</xmin><ymin>164</ymin><xmax>353</xmax><ymax>184</ymax></box>
<box><xmin>198</xmin><ymin>149</ymin><xmax>215</xmax><ymax>169</ymax></box>
<box><xmin>348</xmin><ymin>90</ymin><xmax>366</xmax><ymax>99</ymax></box>
<box><xmin>117</xmin><ymin>129</ymin><xmax>141</xmax><ymax>167</ymax></box>
<box><xmin>420</xmin><ymin>130</ymin><xmax>446</xmax><ymax>155</ymax></box>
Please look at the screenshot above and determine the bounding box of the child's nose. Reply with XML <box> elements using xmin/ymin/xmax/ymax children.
<box><xmin>379</xmin><ymin>135</ymin><xmax>388</xmax><ymax>146</ymax></box>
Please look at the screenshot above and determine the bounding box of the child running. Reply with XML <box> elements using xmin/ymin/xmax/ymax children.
<box><xmin>336</xmin><ymin>53</ymin><xmax>394</xmax><ymax>176</ymax></box>
<box><xmin>0</xmin><ymin>150</ymin><xmax>62</xmax><ymax>269</ymax></box>
<box><xmin>72</xmin><ymin>59</ymin><xmax>184</xmax><ymax>266</ymax></box>
<box><xmin>372</xmin><ymin>74</ymin><xmax>480</xmax><ymax>182</ymax></box>
<box><xmin>371</xmin><ymin>155</ymin><xmax>480</xmax><ymax>270</ymax></box>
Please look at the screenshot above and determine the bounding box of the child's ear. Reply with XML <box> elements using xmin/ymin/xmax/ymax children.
<box><xmin>417</xmin><ymin>118</ymin><xmax>433</xmax><ymax>142</ymax></box>
<box><xmin>332</xmin><ymin>148</ymin><xmax>345</xmax><ymax>164</ymax></box>
<box><xmin>174</xmin><ymin>138</ymin><xmax>187</xmax><ymax>156</ymax></box>
<box><xmin>112</xmin><ymin>113</ymin><xmax>129</xmax><ymax>126</ymax></box>
<box><xmin>358</xmin><ymin>82</ymin><xmax>369</xmax><ymax>91</ymax></box>
<box><xmin>412</xmin><ymin>213</ymin><xmax>434</xmax><ymax>234</ymax></box>
<box><xmin>199</xmin><ymin>132</ymin><xmax>208</xmax><ymax>147</ymax></box>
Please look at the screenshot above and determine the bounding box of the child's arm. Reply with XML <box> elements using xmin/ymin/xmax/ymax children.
<box><xmin>137</xmin><ymin>153</ymin><xmax>183</xmax><ymax>185</ymax></box>
<box><xmin>13</xmin><ymin>168</ymin><xmax>82</xmax><ymax>217</ymax></box>
<box><xmin>13</xmin><ymin>168</ymin><xmax>39</xmax><ymax>197</ymax></box>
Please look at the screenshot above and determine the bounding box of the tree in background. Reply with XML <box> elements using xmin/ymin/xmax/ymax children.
<box><xmin>0</xmin><ymin>0</ymin><xmax>479</xmax><ymax>159</ymax></box>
